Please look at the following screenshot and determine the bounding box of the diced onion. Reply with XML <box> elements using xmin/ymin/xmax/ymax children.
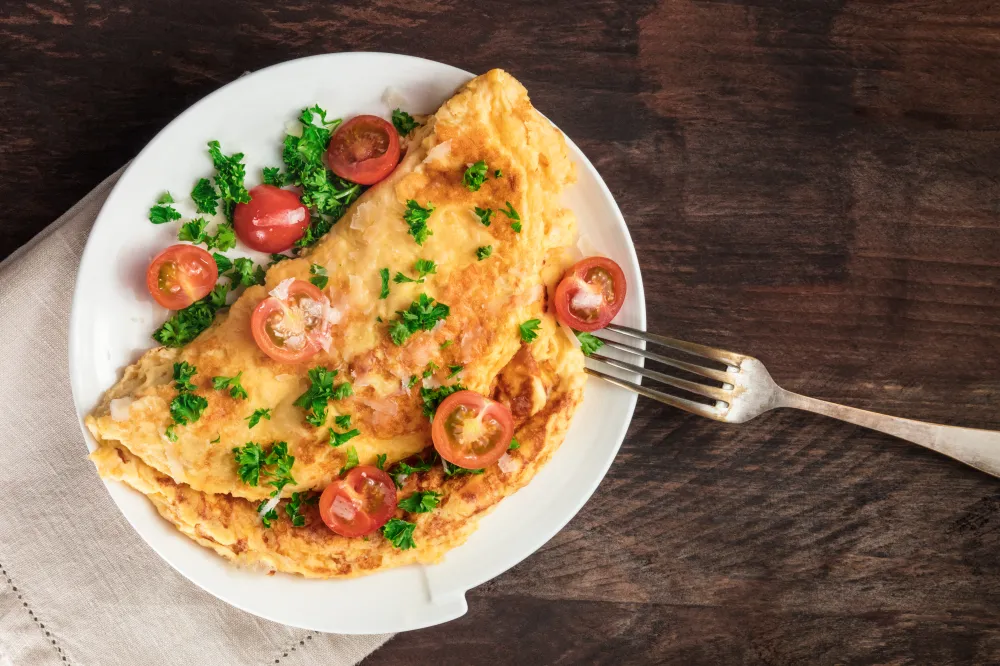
<box><xmin>269</xmin><ymin>278</ymin><xmax>295</xmax><ymax>301</ymax></box>
<box><xmin>258</xmin><ymin>494</ymin><xmax>281</xmax><ymax>518</ymax></box>
<box><xmin>350</xmin><ymin>201</ymin><xmax>375</xmax><ymax>231</ymax></box>
<box><xmin>423</xmin><ymin>140</ymin><xmax>452</xmax><ymax>165</ymax></box>
<box><xmin>497</xmin><ymin>453</ymin><xmax>515</xmax><ymax>475</ymax></box>
<box><xmin>110</xmin><ymin>397</ymin><xmax>133</xmax><ymax>421</ymax></box>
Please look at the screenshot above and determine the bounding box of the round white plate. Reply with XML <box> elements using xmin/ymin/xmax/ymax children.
<box><xmin>69</xmin><ymin>52</ymin><xmax>646</xmax><ymax>634</ymax></box>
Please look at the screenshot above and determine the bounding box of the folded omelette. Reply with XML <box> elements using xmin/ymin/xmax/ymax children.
<box><xmin>86</xmin><ymin>69</ymin><xmax>587</xmax><ymax>577</ymax></box>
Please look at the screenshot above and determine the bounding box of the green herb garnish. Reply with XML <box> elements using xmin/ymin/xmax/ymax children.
<box><xmin>391</xmin><ymin>109</ymin><xmax>419</xmax><ymax>136</ymax></box>
<box><xmin>212</xmin><ymin>372</ymin><xmax>247</xmax><ymax>400</ymax></box>
<box><xmin>398</xmin><ymin>490</ymin><xmax>441</xmax><ymax>514</ymax></box>
<box><xmin>169</xmin><ymin>392</ymin><xmax>208</xmax><ymax>426</ymax></box>
<box><xmin>233</xmin><ymin>441</ymin><xmax>295</xmax><ymax>495</ymax></box>
<box><xmin>172</xmin><ymin>361</ymin><xmax>197</xmax><ymax>391</ymax></box>
<box><xmin>388</xmin><ymin>455</ymin><xmax>435</xmax><ymax>489</ymax></box>
<box><xmin>339</xmin><ymin>445</ymin><xmax>359</xmax><ymax>475</ymax></box>
<box><xmin>334</xmin><ymin>414</ymin><xmax>351</xmax><ymax>429</ymax></box>
<box><xmin>213</xmin><ymin>253</ymin><xmax>233</xmax><ymax>274</ymax></box>
<box><xmin>262</xmin><ymin>167</ymin><xmax>285</xmax><ymax>187</ymax></box>
<box><xmin>502</xmin><ymin>201</ymin><xmax>521</xmax><ymax>233</ymax></box>
<box><xmin>576</xmin><ymin>331</ymin><xmax>604</xmax><ymax>356</ymax></box>
<box><xmin>375</xmin><ymin>453</ymin><xmax>387</xmax><ymax>470</ymax></box>
<box><xmin>389</xmin><ymin>294</ymin><xmax>449</xmax><ymax>346</ymax></box>
<box><xmin>447</xmin><ymin>364</ymin><xmax>463</xmax><ymax>378</ymax></box>
<box><xmin>191</xmin><ymin>178</ymin><xmax>219</xmax><ymax>215</ymax></box>
<box><xmin>149</xmin><ymin>202</ymin><xmax>182</xmax><ymax>225</ymax></box>
<box><xmin>443</xmin><ymin>459</ymin><xmax>485</xmax><ymax>477</ymax></box>
<box><xmin>508</xmin><ymin>438</ymin><xmax>520</xmax><ymax>450</ymax></box>
<box><xmin>419</xmin><ymin>383</ymin><xmax>466</xmax><ymax>418</ymax></box>
<box><xmin>381</xmin><ymin>518</ymin><xmax>416</xmax><ymax>550</ymax></box>
<box><xmin>519</xmin><ymin>319</ymin><xmax>541</xmax><ymax>343</ymax></box>
<box><xmin>474</xmin><ymin>207</ymin><xmax>493</xmax><ymax>227</ymax></box>
<box><xmin>245</xmin><ymin>408</ymin><xmax>272</xmax><ymax>429</ymax></box>
<box><xmin>153</xmin><ymin>283</ymin><xmax>228</xmax><ymax>347</ymax></box>
<box><xmin>207</xmin><ymin>140</ymin><xmax>251</xmax><ymax>223</ymax></box>
<box><xmin>284</xmin><ymin>491</ymin><xmax>317</xmax><ymax>527</ymax></box>
<box><xmin>403</xmin><ymin>200</ymin><xmax>434</xmax><ymax>245</ymax></box>
<box><xmin>328</xmin><ymin>427</ymin><xmax>360</xmax><ymax>448</ymax></box>
<box><xmin>494</xmin><ymin>169</ymin><xmax>502</xmax><ymax>178</ymax></box>
<box><xmin>294</xmin><ymin>367</ymin><xmax>351</xmax><ymax>426</ymax></box>
<box><xmin>476</xmin><ymin>245</ymin><xmax>492</xmax><ymax>261</ymax></box>
<box><xmin>231</xmin><ymin>257</ymin><xmax>266</xmax><ymax>287</ymax></box>
<box><xmin>309</xmin><ymin>263</ymin><xmax>329</xmax><ymax>289</ymax></box>
<box><xmin>463</xmin><ymin>160</ymin><xmax>488</xmax><ymax>192</ymax></box>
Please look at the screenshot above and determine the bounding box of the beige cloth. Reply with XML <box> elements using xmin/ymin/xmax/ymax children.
<box><xmin>0</xmin><ymin>169</ymin><xmax>393</xmax><ymax>665</ymax></box>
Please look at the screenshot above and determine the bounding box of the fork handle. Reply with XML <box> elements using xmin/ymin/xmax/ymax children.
<box><xmin>780</xmin><ymin>390</ymin><xmax>1000</xmax><ymax>477</ymax></box>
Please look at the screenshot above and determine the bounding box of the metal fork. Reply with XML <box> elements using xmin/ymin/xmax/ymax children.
<box><xmin>587</xmin><ymin>324</ymin><xmax>1000</xmax><ymax>478</ymax></box>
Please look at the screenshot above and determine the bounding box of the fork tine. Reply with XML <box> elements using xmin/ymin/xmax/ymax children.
<box><xmin>593</xmin><ymin>337</ymin><xmax>734</xmax><ymax>384</ymax></box>
<box><xmin>605</xmin><ymin>323</ymin><xmax>744</xmax><ymax>368</ymax></box>
<box><xmin>589</xmin><ymin>353</ymin><xmax>732</xmax><ymax>404</ymax></box>
<box><xmin>584</xmin><ymin>367</ymin><xmax>726</xmax><ymax>421</ymax></box>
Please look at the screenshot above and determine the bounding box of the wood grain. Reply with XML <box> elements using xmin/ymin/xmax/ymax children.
<box><xmin>3</xmin><ymin>0</ymin><xmax>1000</xmax><ymax>663</ymax></box>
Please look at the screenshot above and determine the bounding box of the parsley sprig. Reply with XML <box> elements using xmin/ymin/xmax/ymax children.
<box><xmin>394</xmin><ymin>258</ymin><xmax>437</xmax><ymax>284</ymax></box>
<box><xmin>419</xmin><ymin>383</ymin><xmax>465</xmax><ymax>418</ymax></box>
<box><xmin>212</xmin><ymin>372</ymin><xmax>247</xmax><ymax>400</ymax></box>
<box><xmin>191</xmin><ymin>178</ymin><xmax>219</xmax><ymax>215</ymax></box>
<box><xmin>576</xmin><ymin>331</ymin><xmax>604</xmax><ymax>356</ymax></box>
<box><xmin>463</xmin><ymin>160</ymin><xmax>488</xmax><ymax>192</ymax></box>
<box><xmin>169</xmin><ymin>362</ymin><xmax>207</xmax><ymax>429</ymax></box>
<box><xmin>207</xmin><ymin>140</ymin><xmax>251</xmax><ymax>223</ymax></box>
<box><xmin>153</xmin><ymin>283</ymin><xmax>229</xmax><ymax>347</ymax></box>
<box><xmin>245</xmin><ymin>408</ymin><xmax>272</xmax><ymax>429</ymax></box>
<box><xmin>388</xmin><ymin>294</ymin><xmax>449</xmax><ymax>346</ymax></box>
<box><xmin>519</xmin><ymin>319</ymin><xmax>541</xmax><ymax>343</ymax></box>
<box><xmin>381</xmin><ymin>518</ymin><xmax>416</xmax><ymax>550</ymax></box>
<box><xmin>233</xmin><ymin>441</ymin><xmax>296</xmax><ymax>495</ymax></box>
<box><xmin>398</xmin><ymin>490</ymin><xmax>442</xmax><ymax>514</ymax></box>
<box><xmin>392</xmin><ymin>109</ymin><xmax>419</xmax><ymax>136</ymax></box>
<box><xmin>294</xmin><ymin>367</ymin><xmax>352</xmax><ymax>427</ymax></box>
<box><xmin>328</xmin><ymin>426</ymin><xmax>360</xmax><ymax>448</ymax></box>
<box><xmin>403</xmin><ymin>200</ymin><xmax>434</xmax><ymax>245</ymax></box>
<box><xmin>474</xmin><ymin>206</ymin><xmax>493</xmax><ymax>227</ymax></box>
<box><xmin>285</xmin><ymin>491</ymin><xmax>318</xmax><ymax>527</ymax></box>
<box><xmin>339</xmin><ymin>445</ymin><xmax>360</xmax><ymax>475</ymax></box>
<box><xmin>502</xmin><ymin>201</ymin><xmax>522</xmax><ymax>233</ymax></box>
<box><xmin>476</xmin><ymin>245</ymin><xmax>492</xmax><ymax>261</ymax></box>
<box><xmin>309</xmin><ymin>263</ymin><xmax>329</xmax><ymax>289</ymax></box>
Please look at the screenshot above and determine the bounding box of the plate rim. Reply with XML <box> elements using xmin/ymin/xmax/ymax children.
<box><xmin>68</xmin><ymin>51</ymin><xmax>646</xmax><ymax>633</ymax></box>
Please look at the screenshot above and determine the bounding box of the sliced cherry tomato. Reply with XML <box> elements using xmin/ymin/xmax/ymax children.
<box><xmin>431</xmin><ymin>390</ymin><xmax>514</xmax><ymax>469</ymax></box>
<box><xmin>326</xmin><ymin>115</ymin><xmax>401</xmax><ymax>185</ymax></box>
<box><xmin>250</xmin><ymin>279</ymin><xmax>333</xmax><ymax>363</ymax></box>
<box><xmin>553</xmin><ymin>256</ymin><xmax>627</xmax><ymax>332</ymax></box>
<box><xmin>145</xmin><ymin>244</ymin><xmax>219</xmax><ymax>310</ymax></box>
<box><xmin>319</xmin><ymin>465</ymin><xmax>398</xmax><ymax>537</ymax></box>
<box><xmin>233</xmin><ymin>184</ymin><xmax>310</xmax><ymax>253</ymax></box>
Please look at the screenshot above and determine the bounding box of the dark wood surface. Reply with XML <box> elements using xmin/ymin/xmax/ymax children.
<box><xmin>4</xmin><ymin>1</ymin><xmax>1000</xmax><ymax>663</ymax></box>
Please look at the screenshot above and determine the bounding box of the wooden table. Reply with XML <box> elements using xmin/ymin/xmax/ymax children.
<box><xmin>4</xmin><ymin>1</ymin><xmax>1000</xmax><ymax>663</ymax></box>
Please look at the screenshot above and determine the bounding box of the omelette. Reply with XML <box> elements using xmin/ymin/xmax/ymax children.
<box><xmin>87</xmin><ymin>69</ymin><xmax>588</xmax><ymax>577</ymax></box>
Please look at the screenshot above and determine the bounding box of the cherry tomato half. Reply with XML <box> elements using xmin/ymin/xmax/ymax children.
<box><xmin>250</xmin><ymin>279</ymin><xmax>332</xmax><ymax>363</ymax></box>
<box><xmin>326</xmin><ymin>115</ymin><xmax>401</xmax><ymax>185</ymax></box>
<box><xmin>553</xmin><ymin>256</ymin><xmax>627</xmax><ymax>332</ymax></box>
<box><xmin>233</xmin><ymin>184</ymin><xmax>310</xmax><ymax>253</ymax></box>
<box><xmin>431</xmin><ymin>390</ymin><xmax>514</xmax><ymax>469</ymax></box>
<box><xmin>145</xmin><ymin>244</ymin><xmax>219</xmax><ymax>310</ymax></box>
<box><xmin>319</xmin><ymin>465</ymin><xmax>398</xmax><ymax>537</ymax></box>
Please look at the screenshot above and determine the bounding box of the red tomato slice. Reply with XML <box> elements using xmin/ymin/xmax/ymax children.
<box><xmin>250</xmin><ymin>279</ymin><xmax>333</xmax><ymax>363</ymax></box>
<box><xmin>319</xmin><ymin>465</ymin><xmax>398</xmax><ymax>537</ymax></box>
<box><xmin>145</xmin><ymin>244</ymin><xmax>219</xmax><ymax>310</ymax></box>
<box><xmin>431</xmin><ymin>390</ymin><xmax>514</xmax><ymax>469</ymax></box>
<box><xmin>233</xmin><ymin>184</ymin><xmax>310</xmax><ymax>253</ymax></box>
<box><xmin>326</xmin><ymin>115</ymin><xmax>401</xmax><ymax>185</ymax></box>
<box><xmin>553</xmin><ymin>256</ymin><xmax>627</xmax><ymax>332</ymax></box>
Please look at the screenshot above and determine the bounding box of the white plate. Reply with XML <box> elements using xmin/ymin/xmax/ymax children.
<box><xmin>68</xmin><ymin>53</ymin><xmax>646</xmax><ymax>634</ymax></box>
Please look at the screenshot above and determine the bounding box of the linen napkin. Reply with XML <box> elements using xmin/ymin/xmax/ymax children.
<box><xmin>0</xmin><ymin>169</ymin><xmax>393</xmax><ymax>666</ymax></box>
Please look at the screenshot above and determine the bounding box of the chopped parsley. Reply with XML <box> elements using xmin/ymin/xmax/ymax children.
<box><xmin>191</xmin><ymin>178</ymin><xmax>219</xmax><ymax>215</ymax></box>
<box><xmin>169</xmin><ymin>392</ymin><xmax>208</xmax><ymax>426</ymax></box>
<box><xmin>213</xmin><ymin>253</ymin><xmax>233</xmax><ymax>274</ymax></box>
<box><xmin>422</xmin><ymin>361</ymin><xmax>439</xmax><ymax>379</ymax></box>
<box><xmin>230</xmin><ymin>257</ymin><xmax>266</xmax><ymax>287</ymax></box>
<box><xmin>388</xmin><ymin>455</ymin><xmax>435</xmax><ymax>489</ymax></box>
<box><xmin>157</xmin><ymin>192</ymin><xmax>175</xmax><ymax>204</ymax></box>
<box><xmin>172</xmin><ymin>361</ymin><xmax>197</xmax><ymax>391</ymax></box>
<box><xmin>153</xmin><ymin>281</ymin><xmax>230</xmax><ymax>347</ymax></box>
<box><xmin>377</xmin><ymin>267</ymin><xmax>391</xmax><ymax>299</ymax></box>
<box><xmin>208</xmin><ymin>223</ymin><xmax>237</xmax><ymax>251</ymax></box>
<box><xmin>394</xmin><ymin>258</ymin><xmax>437</xmax><ymax>284</ymax></box>
<box><xmin>328</xmin><ymin>426</ymin><xmax>360</xmax><ymax>448</ymax></box>
<box><xmin>283</xmin><ymin>105</ymin><xmax>360</xmax><ymax>250</ymax></box>
<box><xmin>419</xmin><ymin>383</ymin><xmax>465</xmax><ymax>418</ymax></box>
<box><xmin>576</xmin><ymin>331</ymin><xmax>604</xmax><ymax>356</ymax></box>
<box><xmin>334</xmin><ymin>414</ymin><xmax>351</xmax><ymax>429</ymax></box>
<box><xmin>440</xmin><ymin>340</ymin><xmax>453</xmax><ymax>350</ymax></box>
<box><xmin>447</xmin><ymin>364</ymin><xmax>463</xmax><ymax>378</ymax></box>
<box><xmin>261</xmin><ymin>167</ymin><xmax>285</xmax><ymax>187</ymax></box>
<box><xmin>509</xmin><ymin>438</ymin><xmax>520</xmax><ymax>450</ymax></box>
<box><xmin>245</xmin><ymin>408</ymin><xmax>272</xmax><ymax>429</ymax></box>
<box><xmin>294</xmin><ymin>367</ymin><xmax>351</xmax><ymax>427</ymax></box>
<box><xmin>519</xmin><ymin>319</ymin><xmax>541</xmax><ymax>343</ymax></box>
<box><xmin>165</xmin><ymin>425</ymin><xmax>178</xmax><ymax>442</ymax></box>
<box><xmin>389</xmin><ymin>294</ymin><xmax>450</xmax><ymax>346</ymax></box>
<box><xmin>391</xmin><ymin>109</ymin><xmax>419</xmax><ymax>136</ymax></box>
<box><xmin>268</xmin><ymin>253</ymin><xmax>290</xmax><ymax>268</ymax></box>
<box><xmin>476</xmin><ymin>245</ymin><xmax>492</xmax><ymax>261</ymax></box>
<box><xmin>178</xmin><ymin>217</ymin><xmax>208</xmax><ymax>244</ymax></box>
<box><xmin>309</xmin><ymin>263</ymin><xmax>329</xmax><ymax>289</ymax></box>
<box><xmin>407</xmin><ymin>375</ymin><xmax>418</xmax><ymax>389</ymax></box>
<box><xmin>443</xmin><ymin>459</ymin><xmax>485</xmax><ymax>477</ymax></box>
<box><xmin>462</xmin><ymin>160</ymin><xmax>488</xmax><ymax>192</ymax></box>
<box><xmin>474</xmin><ymin>206</ymin><xmax>493</xmax><ymax>227</ymax></box>
<box><xmin>381</xmin><ymin>518</ymin><xmax>416</xmax><ymax>550</ymax></box>
<box><xmin>339</xmin><ymin>445</ymin><xmax>359</xmax><ymax>475</ymax></box>
<box><xmin>148</xmin><ymin>202</ymin><xmax>182</xmax><ymax>225</ymax></box>
<box><xmin>375</xmin><ymin>453</ymin><xmax>387</xmax><ymax>470</ymax></box>
<box><xmin>398</xmin><ymin>490</ymin><xmax>441</xmax><ymax>514</ymax></box>
<box><xmin>207</xmin><ymin>140</ymin><xmax>251</xmax><ymax>223</ymax></box>
<box><xmin>212</xmin><ymin>372</ymin><xmax>247</xmax><ymax>400</ymax></box>
<box><xmin>502</xmin><ymin>201</ymin><xmax>522</xmax><ymax>233</ymax></box>
<box><xmin>258</xmin><ymin>501</ymin><xmax>279</xmax><ymax>528</ymax></box>
<box><xmin>284</xmin><ymin>491</ymin><xmax>317</xmax><ymax>527</ymax></box>
<box><xmin>494</xmin><ymin>169</ymin><xmax>502</xmax><ymax>178</ymax></box>
<box><xmin>233</xmin><ymin>441</ymin><xmax>296</xmax><ymax>495</ymax></box>
<box><xmin>210</xmin><ymin>435</ymin><xmax>221</xmax><ymax>443</ymax></box>
<box><xmin>403</xmin><ymin>200</ymin><xmax>434</xmax><ymax>245</ymax></box>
